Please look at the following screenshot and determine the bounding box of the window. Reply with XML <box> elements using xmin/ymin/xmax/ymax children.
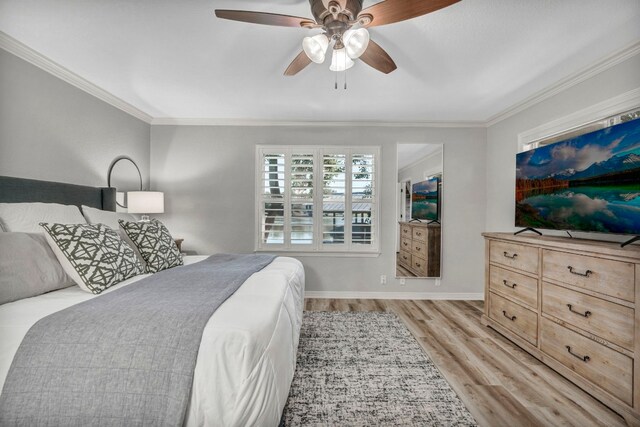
<box><xmin>522</xmin><ymin>107</ymin><xmax>640</xmax><ymax>152</ymax></box>
<box><xmin>256</xmin><ymin>146</ymin><xmax>379</xmax><ymax>253</ymax></box>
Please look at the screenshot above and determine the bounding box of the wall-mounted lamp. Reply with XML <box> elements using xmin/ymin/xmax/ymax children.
<box><xmin>107</xmin><ymin>156</ymin><xmax>143</xmax><ymax>209</ymax></box>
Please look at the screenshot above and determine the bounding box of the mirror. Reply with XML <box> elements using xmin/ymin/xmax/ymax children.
<box><xmin>107</xmin><ymin>156</ymin><xmax>143</xmax><ymax>209</ymax></box>
<box><xmin>396</xmin><ymin>144</ymin><xmax>443</xmax><ymax>278</ymax></box>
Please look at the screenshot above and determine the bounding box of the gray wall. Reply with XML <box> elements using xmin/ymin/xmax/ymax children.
<box><xmin>151</xmin><ymin>126</ymin><xmax>487</xmax><ymax>295</ymax></box>
<box><xmin>486</xmin><ymin>54</ymin><xmax>640</xmax><ymax>239</ymax></box>
<box><xmin>0</xmin><ymin>49</ymin><xmax>150</xmax><ymax>188</ymax></box>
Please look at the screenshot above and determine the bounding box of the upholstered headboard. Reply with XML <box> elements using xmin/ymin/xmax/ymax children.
<box><xmin>0</xmin><ymin>176</ymin><xmax>116</xmax><ymax>211</ymax></box>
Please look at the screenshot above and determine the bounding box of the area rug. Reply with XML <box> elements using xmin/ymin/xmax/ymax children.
<box><xmin>282</xmin><ymin>311</ymin><xmax>477</xmax><ymax>426</ymax></box>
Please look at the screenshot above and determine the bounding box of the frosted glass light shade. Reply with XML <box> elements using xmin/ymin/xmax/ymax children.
<box><xmin>127</xmin><ymin>191</ymin><xmax>164</xmax><ymax>214</ymax></box>
<box><xmin>329</xmin><ymin>48</ymin><xmax>354</xmax><ymax>71</ymax></box>
<box><xmin>302</xmin><ymin>34</ymin><xmax>329</xmax><ymax>64</ymax></box>
<box><xmin>343</xmin><ymin>28</ymin><xmax>370</xmax><ymax>59</ymax></box>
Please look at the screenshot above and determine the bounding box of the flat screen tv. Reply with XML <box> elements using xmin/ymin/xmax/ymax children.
<box><xmin>411</xmin><ymin>176</ymin><xmax>439</xmax><ymax>222</ymax></box>
<box><xmin>516</xmin><ymin>117</ymin><xmax>640</xmax><ymax>235</ymax></box>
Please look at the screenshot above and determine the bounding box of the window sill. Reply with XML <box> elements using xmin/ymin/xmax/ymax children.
<box><xmin>255</xmin><ymin>249</ymin><xmax>381</xmax><ymax>258</ymax></box>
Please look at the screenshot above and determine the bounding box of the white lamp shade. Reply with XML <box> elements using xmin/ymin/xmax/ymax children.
<box><xmin>302</xmin><ymin>34</ymin><xmax>329</xmax><ymax>64</ymax></box>
<box><xmin>127</xmin><ymin>191</ymin><xmax>164</xmax><ymax>214</ymax></box>
<box><xmin>329</xmin><ymin>48</ymin><xmax>355</xmax><ymax>72</ymax></box>
<box><xmin>343</xmin><ymin>28</ymin><xmax>370</xmax><ymax>59</ymax></box>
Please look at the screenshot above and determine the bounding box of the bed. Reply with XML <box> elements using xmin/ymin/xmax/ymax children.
<box><xmin>0</xmin><ymin>176</ymin><xmax>305</xmax><ymax>426</ymax></box>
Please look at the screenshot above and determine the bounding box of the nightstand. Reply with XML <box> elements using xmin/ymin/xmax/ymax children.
<box><xmin>174</xmin><ymin>238</ymin><xmax>184</xmax><ymax>252</ymax></box>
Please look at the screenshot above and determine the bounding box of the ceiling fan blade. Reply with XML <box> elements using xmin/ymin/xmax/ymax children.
<box><xmin>284</xmin><ymin>51</ymin><xmax>313</xmax><ymax>76</ymax></box>
<box><xmin>359</xmin><ymin>40</ymin><xmax>397</xmax><ymax>74</ymax></box>
<box><xmin>359</xmin><ymin>0</ymin><xmax>460</xmax><ymax>27</ymax></box>
<box><xmin>215</xmin><ymin>10</ymin><xmax>315</xmax><ymax>28</ymax></box>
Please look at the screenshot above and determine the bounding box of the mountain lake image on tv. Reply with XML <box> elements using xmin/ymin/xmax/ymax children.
<box><xmin>412</xmin><ymin>176</ymin><xmax>439</xmax><ymax>221</ymax></box>
<box><xmin>516</xmin><ymin>117</ymin><xmax>640</xmax><ymax>235</ymax></box>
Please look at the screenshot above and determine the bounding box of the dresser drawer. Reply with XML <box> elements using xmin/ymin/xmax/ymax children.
<box><xmin>412</xmin><ymin>227</ymin><xmax>427</xmax><ymax>242</ymax></box>
<box><xmin>542</xmin><ymin>250</ymin><xmax>635</xmax><ymax>302</ymax></box>
<box><xmin>412</xmin><ymin>240</ymin><xmax>427</xmax><ymax>257</ymax></box>
<box><xmin>411</xmin><ymin>255</ymin><xmax>427</xmax><ymax>276</ymax></box>
<box><xmin>399</xmin><ymin>250</ymin><xmax>411</xmax><ymax>266</ymax></box>
<box><xmin>489</xmin><ymin>240</ymin><xmax>538</xmax><ymax>274</ymax></box>
<box><xmin>542</xmin><ymin>282</ymin><xmax>634</xmax><ymax>350</ymax></box>
<box><xmin>490</xmin><ymin>265</ymin><xmax>538</xmax><ymax>309</ymax></box>
<box><xmin>489</xmin><ymin>292</ymin><xmax>538</xmax><ymax>345</ymax></box>
<box><xmin>400</xmin><ymin>238</ymin><xmax>412</xmax><ymax>252</ymax></box>
<box><xmin>540</xmin><ymin>318</ymin><xmax>633</xmax><ymax>405</ymax></box>
<box><xmin>400</xmin><ymin>224</ymin><xmax>412</xmax><ymax>239</ymax></box>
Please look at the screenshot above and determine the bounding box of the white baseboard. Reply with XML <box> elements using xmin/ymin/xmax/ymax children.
<box><xmin>304</xmin><ymin>291</ymin><xmax>484</xmax><ymax>300</ymax></box>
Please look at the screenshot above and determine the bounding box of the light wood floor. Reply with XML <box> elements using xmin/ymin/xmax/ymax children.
<box><xmin>304</xmin><ymin>299</ymin><xmax>628</xmax><ymax>427</ymax></box>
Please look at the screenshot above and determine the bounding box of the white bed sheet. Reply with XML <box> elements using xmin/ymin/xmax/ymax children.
<box><xmin>0</xmin><ymin>255</ymin><xmax>305</xmax><ymax>427</ymax></box>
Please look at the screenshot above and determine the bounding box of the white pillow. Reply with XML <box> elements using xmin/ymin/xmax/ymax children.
<box><xmin>0</xmin><ymin>202</ymin><xmax>86</xmax><ymax>233</ymax></box>
<box><xmin>81</xmin><ymin>205</ymin><xmax>137</xmax><ymax>230</ymax></box>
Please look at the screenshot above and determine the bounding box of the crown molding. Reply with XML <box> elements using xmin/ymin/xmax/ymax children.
<box><xmin>1</xmin><ymin>30</ymin><xmax>637</xmax><ymax>128</ymax></box>
<box><xmin>304</xmin><ymin>291</ymin><xmax>484</xmax><ymax>300</ymax></box>
<box><xmin>150</xmin><ymin>117</ymin><xmax>485</xmax><ymax>127</ymax></box>
<box><xmin>0</xmin><ymin>31</ymin><xmax>153</xmax><ymax>124</ymax></box>
<box><xmin>485</xmin><ymin>40</ymin><xmax>640</xmax><ymax>127</ymax></box>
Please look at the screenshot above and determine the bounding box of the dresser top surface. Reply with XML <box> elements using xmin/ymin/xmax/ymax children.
<box><xmin>399</xmin><ymin>221</ymin><xmax>441</xmax><ymax>229</ymax></box>
<box><xmin>483</xmin><ymin>232</ymin><xmax>640</xmax><ymax>260</ymax></box>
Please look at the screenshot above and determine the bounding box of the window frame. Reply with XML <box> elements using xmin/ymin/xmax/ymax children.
<box><xmin>255</xmin><ymin>145</ymin><xmax>381</xmax><ymax>255</ymax></box>
<box><xmin>519</xmin><ymin>102</ymin><xmax>640</xmax><ymax>153</ymax></box>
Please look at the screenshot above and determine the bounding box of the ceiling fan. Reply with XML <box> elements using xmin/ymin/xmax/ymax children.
<box><xmin>215</xmin><ymin>0</ymin><xmax>460</xmax><ymax>76</ymax></box>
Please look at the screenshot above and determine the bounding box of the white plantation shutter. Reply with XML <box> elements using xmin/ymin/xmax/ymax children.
<box><xmin>260</xmin><ymin>152</ymin><xmax>285</xmax><ymax>246</ymax></box>
<box><xmin>351</xmin><ymin>153</ymin><xmax>375</xmax><ymax>246</ymax></box>
<box><xmin>256</xmin><ymin>146</ymin><xmax>379</xmax><ymax>253</ymax></box>
<box><xmin>290</xmin><ymin>152</ymin><xmax>314</xmax><ymax>246</ymax></box>
<box><xmin>322</xmin><ymin>152</ymin><xmax>347</xmax><ymax>247</ymax></box>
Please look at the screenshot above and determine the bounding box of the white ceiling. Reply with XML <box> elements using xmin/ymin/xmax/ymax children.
<box><xmin>0</xmin><ymin>0</ymin><xmax>639</xmax><ymax>122</ymax></box>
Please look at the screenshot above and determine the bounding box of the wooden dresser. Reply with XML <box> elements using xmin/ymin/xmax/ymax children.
<box><xmin>482</xmin><ymin>232</ymin><xmax>640</xmax><ymax>424</ymax></box>
<box><xmin>398</xmin><ymin>222</ymin><xmax>441</xmax><ymax>276</ymax></box>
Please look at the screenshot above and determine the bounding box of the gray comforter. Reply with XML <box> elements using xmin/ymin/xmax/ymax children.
<box><xmin>0</xmin><ymin>253</ymin><xmax>275</xmax><ymax>426</ymax></box>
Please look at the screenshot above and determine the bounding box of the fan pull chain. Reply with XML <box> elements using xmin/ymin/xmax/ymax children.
<box><xmin>335</xmin><ymin>68</ymin><xmax>338</xmax><ymax>90</ymax></box>
<box><xmin>342</xmin><ymin>49</ymin><xmax>347</xmax><ymax>90</ymax></box>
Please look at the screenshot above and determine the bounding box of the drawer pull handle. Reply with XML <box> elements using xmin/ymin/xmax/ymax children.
<box><xmin>403</xmin><ymin>255</ymin><xmax>408</xmax><ymax>261</ymax></box>
<box><xmin>565</xmin><ymin>345</ymin><xmax>590</xmax><ymax>362</ymax></box>
<box><xmin>416</xmin><ymin>232</ymin><xmax>422</xmax><ymax>236</ymax></box>
<box><xmin>566</xmin><ymin>304</ymin><xmax>591</xmax><ymax>318</ymax></box>
<box><xmin>503</xmin><ymin>252</ymin><xmax>518</xmax><ymax>259</ymax></box>
<box><xmin>415</xmin><ymin>246</ymin><xmax>421</xmax><ymax>251</ymax></box>
<box><xmin>403</xmin><ymin>242</ymin><xmax>408</xmax><ymax>246</ymax></box>
<box><xmin>567</xmin><ymin>266</ymin><xmax>593</xmax><ymax>277</ymax></box>
<box><xmin>502</xmin><ymin>279</ymin><xmax>517</xmax><ymax>289</ymax></box>
<box><xmin>416</xmin><ymin>262</ymin><xmax>421</xmax><ymax>267</ymax></box>
<box><xmin>502</xmin><ymin>310</ymin><xmax>516</xmax><ymax>321</ymax></box>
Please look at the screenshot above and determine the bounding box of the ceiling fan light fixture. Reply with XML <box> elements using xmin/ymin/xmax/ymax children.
<box><xmin>329</xmin><ymin>47</ymin><xmax>355</xmax><ymax>72</ymax></box>
<box><xmin>343</xmin><ymin>28</ymin><xmax>370</xmax><ymax>59</ymax></box>
<box><xmin>302</xmin><ymin>33</ymin><xmax>329</xmax><ymax>63</ymax></box>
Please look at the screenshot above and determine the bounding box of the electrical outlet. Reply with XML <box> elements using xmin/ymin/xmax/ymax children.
<box><xmin>380</xmin><ymin>275</ymin><xmax>387</xmax><ymax>285</ymax></box>
<box><xmin>399</xmin><ymin>278</ymin><xmax>406</xmax><ymax>286</ymax></box>
<box><xmin>435</xmin><ymin>278</ymin><xmax>441</xmax><ymax>287</ymax></box>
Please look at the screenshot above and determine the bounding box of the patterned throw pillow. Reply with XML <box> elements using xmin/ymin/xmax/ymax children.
<box><xmin>40</xmin><ymin>223</ymin><xmax>144</xmax><ymax>294</ymax></box>
<box><xmin>118</xmin><ymin>219</ymin><xmax>183</xmax><ymax>273</ymax></box>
